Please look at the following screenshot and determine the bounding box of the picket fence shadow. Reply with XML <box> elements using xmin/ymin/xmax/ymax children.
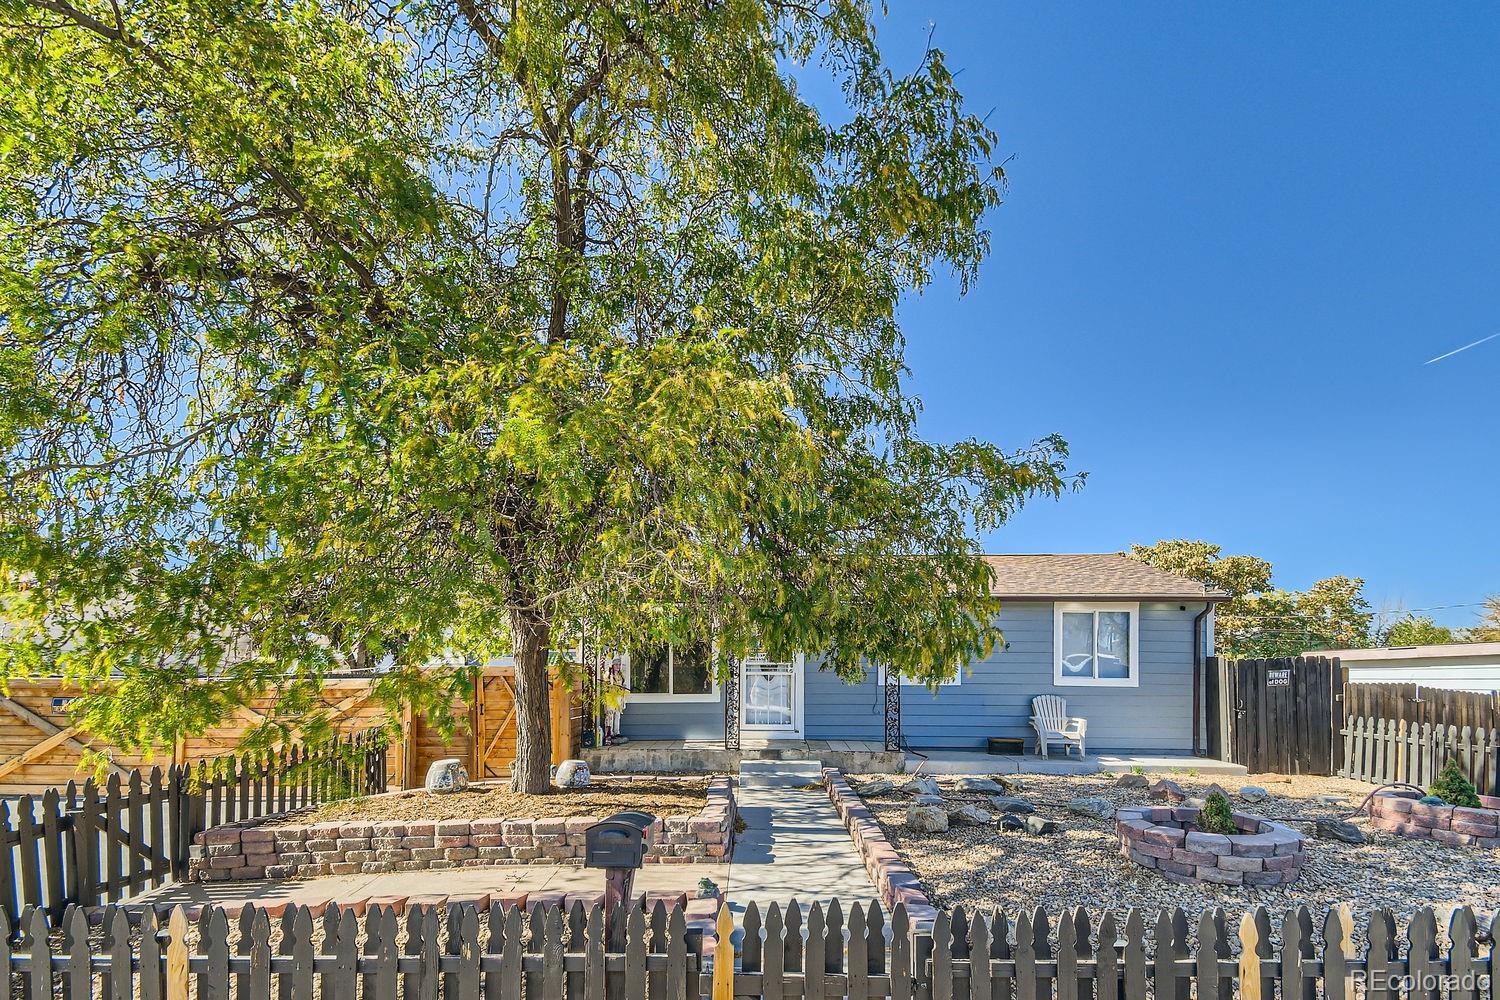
<box><xmin>3</xmin><ymin>898</ymin><xmax>1495</xmax><ymax>1000</ymax></box>
<box><xmin>0</xmin><ymin>730</ymin><xmax>388</xmax><ymax>925</ymax></box>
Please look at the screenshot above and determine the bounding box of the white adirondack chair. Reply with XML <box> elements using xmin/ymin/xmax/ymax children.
<box><xmin>1030</xmin><ymin>695</ymin><xmax>1087</xmax><ymax>758</ymax></box>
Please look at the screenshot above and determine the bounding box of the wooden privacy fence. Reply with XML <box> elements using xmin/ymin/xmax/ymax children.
<box><xmin>1344</xmin><ymin>682</ymin><xmax>1500</xmax><ymax>733</ymax></box>
<box><xmin>1339</xmin><ymin>716</ymin><xmax>1500</xmax><ymax>795</ymax></box>
<box><xmin>1206</xmin><ymin>657</ymin><xmax>1342</xmax><ymax>775</ymax></box>
<box><xmin>0</xmin><ymin>667</ymin><xmax>580</xmax><ymax>794</ymax></box>
<box><xmin>1</xmin><ymin>899</ymin><xmax>1496</xmax><ymax>1000</ymax></box>
<box><xmin>0</xmin><ymin>730</ymin><xmax>387</xmax><ymax>925</ymax></box>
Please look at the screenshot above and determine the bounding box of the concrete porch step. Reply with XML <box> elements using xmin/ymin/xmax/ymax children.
<box><xmin>737</xmin><ymin>760</ymin><xmax>823</xmax><ymax>788</ymax></box>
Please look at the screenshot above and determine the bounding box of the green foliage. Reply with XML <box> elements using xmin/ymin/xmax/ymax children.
<box><xmin>1470</xmin><ymin>596</ymin><xmax>1500</xmax><ymax>642</ymax></box>
<box><xmin>1429</xmin><ymin>758</ymin><xmax>1482</xmax><ymax>809</ymax></box>
<box><xmin>1129</xmin><ymin>541</ymin><xmax>1372</xmax><ymax>658</ymax></box>
<box><xmin>1378</xmin><ymin>615</ymin><xmax>1457</xmax><ymax>647</ymax></box>
<box><xmin>0</xmin><ymin>0</ymin><xmax>1077</xmax><ymax>787</ymax></box>
<box><xmin>1198</xmin><ymin>791</ymin><xmax>1237</xmax><ymax>836</ymax></box>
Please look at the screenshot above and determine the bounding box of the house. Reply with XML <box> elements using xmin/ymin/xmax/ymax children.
<box><xmin>608</xmin><ymin>554</ymin><xmax>1228</xmax><ymax>755</ymax></box>
<box><xmin>1306</xmin><ymin>641</ymin><xmax>1500</xmax><ymax>693</ymax></box>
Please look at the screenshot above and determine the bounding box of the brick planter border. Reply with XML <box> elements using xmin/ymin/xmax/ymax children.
<box><xmin>1368</xmin><ymin>789</ymin><xmax>1500</xmax><ymax>847</ymax></box>
<box><xmin>1115</xmin><ymin>805</ymin><xmax>1306</xmax><ymax>887</ymax></box>
<box><xmin>189</xmin><ymin>776</ymin><xmax>735</xmax><ymax>881</ymax></box>
<box><xmin>822</xmin><ymin>768</ymin><xmax>938</xmax><ymax>927</ymax></box>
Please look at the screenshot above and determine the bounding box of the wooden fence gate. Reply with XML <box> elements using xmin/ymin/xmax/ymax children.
<box><xmin>1207</xmin><ymin>656</ymin><xmax>1342</xmax><ymax>775</ymax></box>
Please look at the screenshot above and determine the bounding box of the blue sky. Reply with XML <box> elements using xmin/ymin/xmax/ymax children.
<box><xmin>841</xmin><ymin>4</ymin><xmax>1500</xmax><ymax>629</ymax></box>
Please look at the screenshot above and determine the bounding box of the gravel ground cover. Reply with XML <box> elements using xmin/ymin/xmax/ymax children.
<box><xmin>856</xmin><ymin>771</ymin><xmax>1500</xmax><ymax>936</ymax></box>
<box><xmin>266</xmin><ymin>777</ymin><xmax>709</xmax><ymax>824</ymax></box>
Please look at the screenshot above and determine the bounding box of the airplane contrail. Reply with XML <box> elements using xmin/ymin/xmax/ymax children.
<box><xmin>1424</xmin><ymin>331</ymin><xmax>1500</xmax><ymax>365</ymax></box>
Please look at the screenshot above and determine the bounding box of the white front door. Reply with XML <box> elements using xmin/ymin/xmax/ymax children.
<box><xmin>740</xmin><ymin>653</ymin><xmax>804</xmax><ymax>738</ymax></box>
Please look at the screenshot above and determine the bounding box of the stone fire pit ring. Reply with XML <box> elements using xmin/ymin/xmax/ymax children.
<box><xmin>1116</xmin><ymin>805</ymin><xmax>1306</xmax><ymax>887</ymax></box>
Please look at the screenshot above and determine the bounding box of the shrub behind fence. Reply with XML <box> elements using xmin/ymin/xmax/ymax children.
<box><xmin>0</xmin><ymin>729</ymin><xmax>387</xmax><ymax>925</ymax></box>
<box><xmin>1</xmin><ymin>899</ymin><xmax>1493</xmax><ymax>1000</ymax></box>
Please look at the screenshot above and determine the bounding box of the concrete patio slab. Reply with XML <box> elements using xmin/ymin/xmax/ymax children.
<box><xmin>907</xmin><ymin>751</ymin><xmax>1247</xmax><ymax>776</ymax></box>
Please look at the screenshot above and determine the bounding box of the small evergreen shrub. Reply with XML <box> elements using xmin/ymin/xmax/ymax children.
<box><xmin>1429</xmin><ymin>758</ymin><xmax>1483</xmax><ymax>809</ymax></box>
<box><xmin>1198</xmin><ymin>791</ymin><xmax>1238</xmax><ymax>835</ymax></box>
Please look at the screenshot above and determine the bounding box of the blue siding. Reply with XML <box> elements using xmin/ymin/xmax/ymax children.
<box><xmin>617</xmin><ymin>698</ymin><xmax>724</xmax><ymax>740</ymax></box>
<box><xmin>616</xmin><ymin>601</ymin><xmax>1200</xmax><ymax>750</ymax></box>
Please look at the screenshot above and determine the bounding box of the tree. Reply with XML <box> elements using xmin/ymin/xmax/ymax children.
<box><xmin>0</xmin><ymin>0</ymin><xmax>1075</xmax><ymax>789</ymax></box>
<box><xmin>1129</xmin><ymin>541</ymin><xmax>1372</xmax><ymax>659</ymax></box>
<box><xmin>1470</xmin><ymin>596</ymin><xmax>1500</xmax><ymax>642</ymax></box>
<box><xmin>1376</xmin><ymin>614</ymin><xmax>1456</xmax><ymax>647</ymax></box>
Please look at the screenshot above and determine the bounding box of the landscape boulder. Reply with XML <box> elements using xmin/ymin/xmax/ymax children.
<box><xmin>1025</xmin><ymin>815</ymin><xmax>1059</xmax><ymax>836</ymax></box>
<box><xmin>1114</xmin><ymin>773</ymin><xmax>1149</xmax><ymax>789</ymax></box>
<box><xmin>1148</xmin><ymin>778</ymin><xmax>1187</xmax><ymax>802</ymax></box>
<box><xmin>912</xmin><ymin>793</ymin><xmax>944</xmax><ymax>807</ymax></box>
<box><xmin>902</xmin><ymin>776</ymin><xmax>942</xmax><ymax>797</ymax></box>
<box><xmin>988</xmin><ymin>796</ymin><xmax>1035</xmax><ymax>815</ymax></box>
<box><xmin>956</xmin><ymin>776</ymin><xmax>1012</xmax><ymax>795</ymax></box>
<box><xmin>856</xmin><ymin>778</ymin><xmax>897</xmax><ymax>796</ymax></box>
<box><xmin>1067</xmin><ymin>797</ymin><xmax>1116</xmax><ymax>821</ymax></box>
<box><xmin>906</xmin><ymin>803</ymin><xmax>950</xmax><ymax>833</ymax></box>
<box><xmin>1316</xmin><ymin>819</ymin><xmax>1366</xmax><ymax>844</ymax></box>
<box><xmin>1238</xmin><ymin>786</ymin><xmax>1269</xmax><ymax>802</ymax></box>
<box><xmin>948</xmin><ymin>803</ymin><xmax>992</xmax><ymax>825</ymax></box>
<box><xmin>997</xmin><ymin>814</ymin><xmax>1027</xmax><ymax>833</ymax></box>
<box><xmin>424</xmin><ymin>758</ymin><xmax>469</xmax><ymax>794</ymax></box>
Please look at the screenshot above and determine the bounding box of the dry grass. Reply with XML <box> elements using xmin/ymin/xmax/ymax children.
<box><xmin>267</xmin><ymin>778</ymin><xmax>710</xmax><ymax>824</ymax></box>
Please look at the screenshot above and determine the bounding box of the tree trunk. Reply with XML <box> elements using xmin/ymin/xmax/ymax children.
<box><xmin>509</xmin><ymin>604</ymin><xmax>554</xmax><ymax>793</ymax></box>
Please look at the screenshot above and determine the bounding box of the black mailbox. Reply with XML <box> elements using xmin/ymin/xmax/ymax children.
<box><xmin>584</xmin><ymin>811</ymin><xmax>654</xmax><ymax>869</ymax></box>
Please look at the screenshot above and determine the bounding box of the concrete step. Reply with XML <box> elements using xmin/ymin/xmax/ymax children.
<box><xmin>737</xmin><ymin>760</ymin><xmax>823</xmax><ymax>788</ymax></box>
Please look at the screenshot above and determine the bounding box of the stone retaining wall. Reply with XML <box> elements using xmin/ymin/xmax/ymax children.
<box><xmin>1368</xmin><ymin>789</ymin><xmax>1500</xmax><ymax>847</ymax></box>
<box><xmin>821</xmin><ymin>768</ymin><xmax>938</xmax><ymax>927</ymax></box>
<box><xmin>1116</xmin><ymin>805</ymin><xmax>1306</xmax><ymax>886</ymax></box>
<box><xmin>189</xmin><ymin>777</ymin><xmax>734</xmax><ymax>881</ymax></box>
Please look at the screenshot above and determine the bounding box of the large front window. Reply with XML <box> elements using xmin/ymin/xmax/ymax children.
<box><xmin>628</xmin><ymin>641</ymin><xmax>715</xmax><ymax>699</ymax></box>
<box><xmin>1054</xmin><ymin>603</ymin><xmax>1139</xmax><ymax>687</ymax></box>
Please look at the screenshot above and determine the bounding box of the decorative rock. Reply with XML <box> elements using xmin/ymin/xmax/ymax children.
<box><xmin>912</xmin><ymin>793</ymin><xmax>944</xmax><ymax>807</ymax></box>
<box><xmin>553</xmin><ymin>759</ymin><xmax>591</xmax><ymax>788</ymax></box>
<box><xmin>998</xmin><ymin>814</ymin><xmax>1027</xmax><ymax>833</ymax></box>
<box><xmin>1068</xmin><ymin>797</ymin><xmax>1116</xmax><ymax>821</ymax></box>
<box><xmin>695</xmin><ymin>876</ymin><xmax>721</xmax><ymax>899</ymax></box>
<box><xmin>1182</xmin><ymin>797</ymin><xmax>1206</xmax><ymax>809</ymax></box>
<box><xmin>1419</xmin><ymin>795</ymin><xmax>1447</xmax><ymax>806</ymax></box>
<box><xmin>856</xmin><ymin>778</ymin><xmax>896</xmax><ymax>796</ymax></box>
<box><xmin>905</xmin><ymin>803</ymin><xmax>949</xmax><ymax>833</ymax></box>
<box><xmin>1025</xmin><ymin>815</ymin><xmax>1059</xmax><ymax>836</ymax></box>
<box><xmin>1148</xmin><ymin>778</ymin><xmax>1187</xmax><ymax>802</ymax></box>
<box><xmin>988</xmin><ymin>796</ymin><xmax>1035</xmax><ymax>815</ymax></box>
<box><xmin>424</xmin><ymin>758</ymin><xmax>469</xmax><ymax>794</ymax></box>
<box><xmin>902</xmin><ymin>776</ymin><xmax>941</xmax><ymax>797</ymax></box>
<box><xmin>1114</xmin><ymin>773</ymin><xmax>1149</xmax><ymax>789</ymax></box>
<box><xmin>1315</xmin><ymin>819</ymin><xmax>1366</xmax><ymax>844</ymax></box>
<box><xmin>956</xmin><ymin>776</ymin><xmax>1009</xmax><ymax>795</ymax></box>
<box><xmin>1238</xmin><ymin>786</ymin><xmax>1269</xmax><ymax>802</ymax></box>
<box><xmin>948</xmin><ymin>803</ymin><xmax>992</xmax><ymax>825</ymax></box>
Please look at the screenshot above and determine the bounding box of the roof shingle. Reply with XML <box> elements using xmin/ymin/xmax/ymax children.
<box><xmin>981</xmin><ymin>553</ymin><xmax>1229</xmax><ymax>602</ymax></box>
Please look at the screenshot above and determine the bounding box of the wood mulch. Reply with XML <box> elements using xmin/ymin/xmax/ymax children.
<box><xmin>265</xmin><ymin>778</ymin><xmax>710</xmax><ymax>824</ymax></box>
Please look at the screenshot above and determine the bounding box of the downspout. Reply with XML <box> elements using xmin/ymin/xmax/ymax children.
<box><xmin>1192</xmin><ymin>603</ymin><xmax>1211</xmax><ymax>757</ymax></box>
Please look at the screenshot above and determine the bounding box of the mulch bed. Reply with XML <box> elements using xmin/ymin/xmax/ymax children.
<box><xmin>855</xmin><ymin>771</ymin><xmax>1500</xmax><ymax>938</ymax></box>
<box><xmin>265</xmin><ymin>778</ymin><xmax>710</xmax><ymax>825</ymax></box>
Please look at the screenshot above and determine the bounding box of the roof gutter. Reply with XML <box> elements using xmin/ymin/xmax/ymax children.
<box><xmin>1192</xmin><ymin>603</ymin><xmax>1211</xmax><ymax>757</ymax></box>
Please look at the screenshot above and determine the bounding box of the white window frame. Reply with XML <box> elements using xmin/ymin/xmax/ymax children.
<box><xmin>623</xmin><ymin>642</ymin><xmax>720</xmax><ymax>703</ymax></box>
<box><xmin>1053</xmin><ymin>602</ymin><xmax>1140</xmax><ymax>688</ymax></box>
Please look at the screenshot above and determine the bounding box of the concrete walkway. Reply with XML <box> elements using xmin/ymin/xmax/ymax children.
<box><xmin>724</xmin><ymin>762</ymin><xmax>880</xmax><ymax>914</ymax></box>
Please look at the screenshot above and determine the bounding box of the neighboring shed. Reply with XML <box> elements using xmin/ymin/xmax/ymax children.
<box><xmin>1307</xmin><ymin>641</ymin><xmax>1500</xmax><ymax>693</ymax></box>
